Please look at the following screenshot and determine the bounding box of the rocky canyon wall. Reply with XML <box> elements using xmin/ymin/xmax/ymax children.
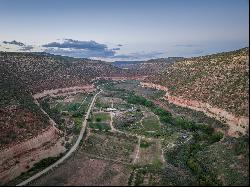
<box><xmin>140</xmin><ymin>82</ymin><xmax>249</xmax><ymax>136</ymax></box>
<box><xmin>0</xmin><ymin>126</ymin><xmax>65</xmax><ymax>185</ymax></box>
<box><xmin>33</xmin><ymin>85</ymin><xmax>96</xmax><ymax>99</ymax></box>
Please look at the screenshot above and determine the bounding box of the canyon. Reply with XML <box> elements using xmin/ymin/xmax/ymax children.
<box><xmin>0</xmin><ymin>48</ymin><xmax>249</xmax><ymax>185</ymax></box>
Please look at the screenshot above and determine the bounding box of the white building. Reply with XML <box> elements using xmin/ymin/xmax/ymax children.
<box><xmin>106</xmin><ymin>108</ymin><xmax>117</xmax><ymax>112</ymax></box>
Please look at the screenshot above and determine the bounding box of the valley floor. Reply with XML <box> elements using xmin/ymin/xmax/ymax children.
<box><xmin>10</xmin><ymin>80</ymin><xmax>249</xmax><ymax>186</ymax></box>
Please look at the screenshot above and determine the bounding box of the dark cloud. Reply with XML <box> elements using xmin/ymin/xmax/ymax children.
<box><xmin>42</xmin><ymin>39</ymin><xmax>108</xmax><ymax>50</ymax></box>
<box><xmin>42</xmin><ymin>39</ymin><xmax>119</xmax><ymax>58</ymax></box>
<box><xmin>112</xmin><ymin>48</ymin><xmax>120</xmax><ymax>50</ymax></box>
<box><xmin>3</xmin><ymin>40</ymin><xmax>25</xmax><ymax>46</ymax></box>
<box><xmin>20</xmin><ymin>45</ymin><xmax>34</xmax><ymax>51</ymax></box>
<box><xmin>117</xmin><ymin>44</ymin><xmax>123</xmax><ymax>47</ymax></box>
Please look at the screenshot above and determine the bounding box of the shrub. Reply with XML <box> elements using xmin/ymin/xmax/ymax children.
<box><xmin>140</xmin><ymin>140</ymin><xmax>151</xmax><ymax>148</ymax></box>
<box><xmin>208</xmin><ymin>132</ymin><xmax>223</xmax><ymax>143</ymax></box>
<box><xmin>96</xmin><ymin>117</ymin><xmax>101</xmax><ymax>122</ymax></box>
<box><xmin>72</xmin><ymin>111</ymin><xmax>82</xmax><ymax>118</ymax></box>
<box><xmin>234</xmin><ymin>135</ymin><xmax>249</xmax><ymax>155</ymax></box>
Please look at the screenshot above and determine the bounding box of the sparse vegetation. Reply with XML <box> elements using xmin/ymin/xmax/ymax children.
<box><xmin>148</xmin><ymin>47</ymin><xmax>249</xmax><ymax>117</ymax></box>
<box><xmin>5</xmin><ymin>154</ymin><xmax>64</xmax><ymax>186</ymax></box>
<box><xmin>140</xmin><ymin>139</ymin><xmax>151</xmax><ymax>148</ymax></box>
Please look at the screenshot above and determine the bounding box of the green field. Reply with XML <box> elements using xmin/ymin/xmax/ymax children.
<box><xmin>92</xmin><ymin>112</ymin><xmax>110</xmax><ymax>122</ymax></box>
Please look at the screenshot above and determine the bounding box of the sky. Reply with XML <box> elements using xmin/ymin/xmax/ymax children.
<box><xmin>0</xmin><ymin>0</ymin><xmax>249</xmax><ymax>61</ymax></box>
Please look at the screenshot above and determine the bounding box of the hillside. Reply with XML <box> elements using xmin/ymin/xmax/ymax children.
<box><xmin>0</xmin><ymin>67</ymin><xmax>50</xmax><ymax>149</ymax></box>
<box><xmin>0</xmin><ymin>52</ymin><xmax>133</xmax><ymax>147</ymax></box>
<box><xmin>146</xmin><ymin>47</ymin><xmax>249</xmax><ymax>119</ymax></box>
<box><xmin>0</xmin><ymin>52</ymin><xmax>130</xmax><ymax>94</ymax></box>
<box><xmin>0</xmin><ymin>66</ymin><xmax>67</xmax><ymax>184</ymax></box>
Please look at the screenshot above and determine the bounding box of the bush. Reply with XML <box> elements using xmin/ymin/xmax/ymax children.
<box><xmin>234</xmin><ymin>135</ymin><xmax>249</xmax><ymax>155</ymax></box>
<box><xmin>140</xmin><ymin>140</ymin><xmax>151</xmax><ymax>148</ymax></box>
<box><xmin>72</xmin><ymin>111</ymin><xmax>82</xmax><ymax>118</ymax></box>
<box><xmin>68</xmin><ymin>103</ymin><xmax>81</xmax><ymax>112</ymax></box>
<box><xmin>187</xmin><ymin>157</ymin><xmax>222</xmax><ymax>186</ymax></box>
<box><xmin>187</xmin><ymin>158</ymin><xmax>201</xmax><ymax>173</ymax></box>
<box><xmin>208</xmin><ymin>132</ymin><xmax>223</xmax><ymax>143</ymax></box>
<box><xmin>30</xmin><ymin>156</ymin><xmax>60</xmax><ymax>171</ymax></box>
<box><xmin>96</xmin><ymin>117</ymin><xmax>101</xmax><ymax>122</ymax></box>
<box><xmin>65</xmin><ymin>142</ymin><xmax>71</xmax><ymax>149</ymax></box>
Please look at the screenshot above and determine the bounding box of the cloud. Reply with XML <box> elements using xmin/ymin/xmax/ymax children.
<box><xmin>112</xmin><ymin>48</ymin><xmax>120</xmax><ymax>50</ymax></box>
<box><xmin>42</xmin><ymin>39</ymin><xmax>119</xmax><ymax>58</ymax></box>
<box><xmin>20</xmin><ymin>45</ymin><xmax>34</xmax><ymax>51</ymax></box>
<box><xmin>42</xmin><ymin>39</ymin><xmax>107</xmax><ymax>50</ymax></box>
<box><xmin>3</xmin><ymin>40</ymin><xmax>25</xmax><ymax>46</ymax></box>
<box><xmin>117</xmin><ymin>44</ymin><xmax>123</xmax><ymax>47</ymax></box>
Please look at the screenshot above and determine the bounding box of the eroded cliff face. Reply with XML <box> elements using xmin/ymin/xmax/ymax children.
<box><xmin>140</xmin><ymin>82</ymin><xmax>249</xmax><ymax>137</ymax></box>
<box><xmin>33</xmin><ymin>85</ymin><xmax>96</xmax><ymax>99</ymax></box>
<box><xmin>0</xmin><ymin>126</ymin><xmax>65</xmax><ymax>185</ymax></box>
<box><xmin>0</xmin><ymin>84</ymin><xmax>96</xmax><ymax>185</ymax></box>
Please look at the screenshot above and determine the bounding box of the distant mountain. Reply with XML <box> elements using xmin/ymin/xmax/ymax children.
<box><xmin>112</xmin><ymin>57</ymin><xmax>185</xmax><ymax>75</ymax></box>
<box><xmin>112</xmin><ymin>60</ymin><xmax>145</xmax><ymax>68</ymax></box>
<box><xmin>113</xmin><ymin>57</ymin><xmax>184</xmax><ymax>68</ymax></box>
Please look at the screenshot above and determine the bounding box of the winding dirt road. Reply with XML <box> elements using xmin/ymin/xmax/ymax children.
<box><xmin>17</xmin><ymin>89</ymin><xmax>102</xmax><ymax>186</ymax></box>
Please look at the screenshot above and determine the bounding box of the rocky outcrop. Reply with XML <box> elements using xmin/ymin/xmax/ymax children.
<box><xmin>140</xmin><ymin>82</ymin><xmax>249</xmax><ymax>136</ymax></box>
<box><xmin>33</xmin><ymin>85</ymin><xmax>96</xmax><ymax>99</ymax></box>
<box><xmin>167</xmin><ymin>95</ymin><xmax>249</xmax><ymax>136</ymax></box>
<box><xmin>0</xmin><ymin>126</ymin><xmax>66</xmax><ymax>185</ymax></box>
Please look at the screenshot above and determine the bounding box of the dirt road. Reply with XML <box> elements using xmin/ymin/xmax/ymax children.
<box><xmin>17</xmin><ymin>90</ymin><xmax>102</xmax><ymax>186</ymax></box>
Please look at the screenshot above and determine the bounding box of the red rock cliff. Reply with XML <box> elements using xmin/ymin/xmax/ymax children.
<box><xmin>140</xmin><ymin>82</ymin><xmax>249</xmax><ymax>137</ymax></box>
<box><xmin>0</xmin><ymin>126</ymin><xmax>65</xmax><ymax>185</ymax></box>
